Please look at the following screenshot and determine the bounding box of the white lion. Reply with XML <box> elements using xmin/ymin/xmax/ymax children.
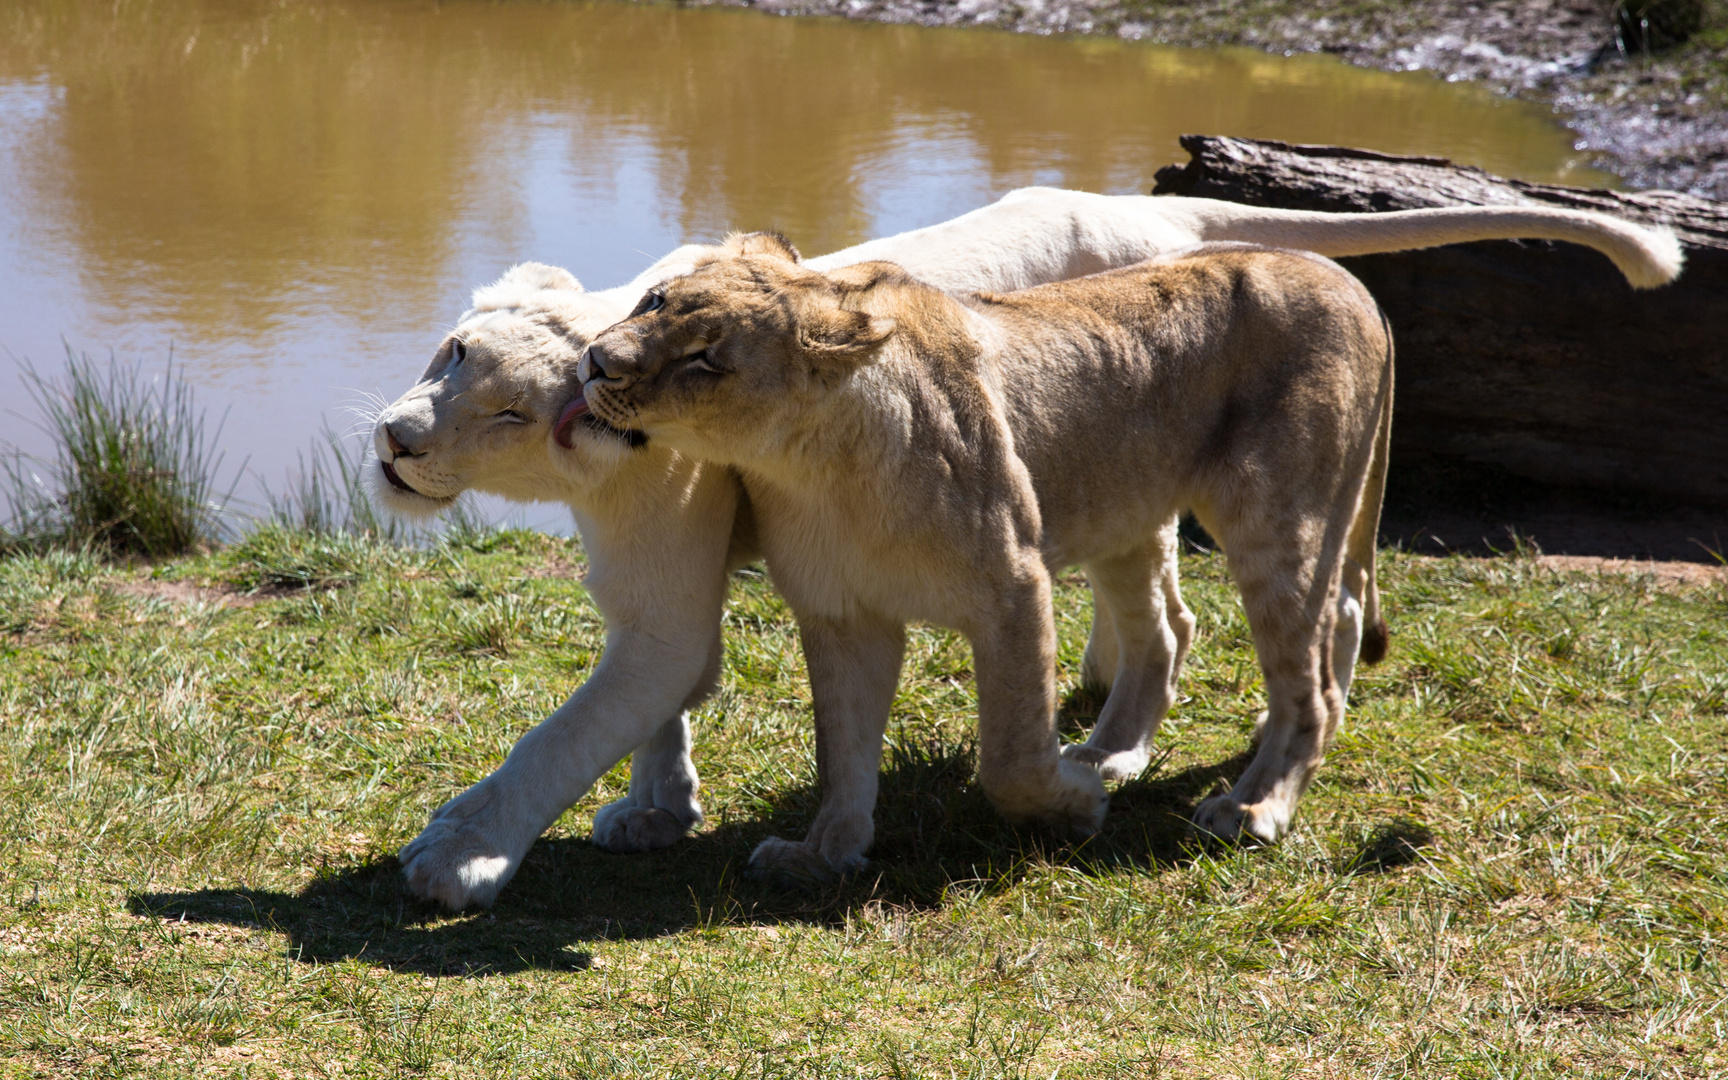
<box><xmin>380</xmin><ymin>187</ymin><xmax>1680</xmax><ymax>908</ymax></box>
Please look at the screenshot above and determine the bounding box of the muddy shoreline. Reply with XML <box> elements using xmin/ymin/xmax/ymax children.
<box><xmin>689</xmin><ymin>0</ymin><xmax>1728</xmax><ymax>198</ymax></box>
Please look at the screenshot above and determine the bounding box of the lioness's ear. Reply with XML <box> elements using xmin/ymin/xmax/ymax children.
<box><xmin>471</xmin><ymin>262</ymin><xmax>584</xmax><ymax>311</ymax></box>
<box><xmin>722</xmin><ymin>230</ymin><xmax>801</xmax><ymax>263</ymax></box>
<box><xmin>799</xmin><ymin>308</ymin><xmax>896</xmax><ymax>358</ymax></box>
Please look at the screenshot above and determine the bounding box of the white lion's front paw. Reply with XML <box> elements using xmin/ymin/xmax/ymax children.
<box><xmin>1192</xmin><ymin>793</ymin><xmax>1289</xmax><ymax>845</ymax></box>
<box><xmin>746</xmin><ymin>836</ymin><xmax>864</xmax><ymax>890</ymax></box>
<box><xmin>1061</xmin><ymin>741</ymin><xmax>1152</xmax><ymax>783</ymax></box>
<box><xmin>399</xmin><ymin>783</ymin><xmax>535</xmax><ymax>910</ymax></box>
<box><xmin>591</xmin><ymin>796</ymin><xmax>700</xmax><ymax>854</ymax></box>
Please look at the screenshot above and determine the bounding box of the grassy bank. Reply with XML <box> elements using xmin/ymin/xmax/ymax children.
<box><xmin>0</xmin><ymin>529</ymin><xmax>1723</xmax><ymax>1077</ymax></box>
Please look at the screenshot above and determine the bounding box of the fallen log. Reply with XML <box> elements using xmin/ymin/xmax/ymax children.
<box><xmin>1153</xmin><ymin>135</ymin><xmax>1728</xmax><ymax>509</ymax></box>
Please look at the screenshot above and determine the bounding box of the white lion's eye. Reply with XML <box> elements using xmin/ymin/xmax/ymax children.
<box><xmin>451</xmin><ymin>339</ymin><xmax>467</xmax><ymax>365</ymax></box>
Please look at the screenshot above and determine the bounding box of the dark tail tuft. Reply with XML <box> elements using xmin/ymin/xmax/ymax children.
<box><xmin>1359</xmin><ymin>617</ymin><xmax>1390</xmax><ymax>665</ymax></box>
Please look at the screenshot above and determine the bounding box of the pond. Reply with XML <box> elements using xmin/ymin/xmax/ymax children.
<box><xmin>0</xmin><ymin>0</ymin><xmax>1616</xmax><ymax>529</ymax></box>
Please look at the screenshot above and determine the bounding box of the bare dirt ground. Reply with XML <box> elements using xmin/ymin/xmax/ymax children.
<box><xmin>709</xmin><ymin>0</ymin><xmax>1728</xmax><ymax>198</ymax></box>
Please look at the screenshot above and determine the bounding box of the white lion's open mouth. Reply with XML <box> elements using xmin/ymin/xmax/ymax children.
<box><xmin>380</xmin><ymin>459</ymin><xmax>424</xmax><ymax>496</ymax></box>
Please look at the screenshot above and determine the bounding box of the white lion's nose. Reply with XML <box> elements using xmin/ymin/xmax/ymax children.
<box><xmin>373</xmin><ymin>419</ymin><xmax>398</xmax><ymax>462</ymax></box>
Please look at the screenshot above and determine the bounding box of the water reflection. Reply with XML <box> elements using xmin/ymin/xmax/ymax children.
<box><xmin>0</xmin><ymin>0</ymin><xmax>1615</xmax><ymax>522</ymax></box>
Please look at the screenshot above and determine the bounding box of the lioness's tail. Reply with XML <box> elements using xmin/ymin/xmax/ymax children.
<box><xmin>1351</xmin><ymin>316</ymin><xmax>1395</xmax><ymax>665</ymax></box>
<box><xmin>1197</xmin><ymin>204</ymin><xmax>1683</xmax><ymax>290</ymax></box>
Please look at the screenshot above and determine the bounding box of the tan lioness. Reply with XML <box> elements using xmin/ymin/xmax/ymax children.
<box><xmin>578</xmin><ymin>235</ymin><xmax>1393</xmax><ymax>874</ymax></box>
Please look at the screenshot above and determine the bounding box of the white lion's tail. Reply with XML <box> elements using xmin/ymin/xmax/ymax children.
<box><xmin>1193</xmin><ymin>203</ymin><xmax>1684</xmax><ymax>289</ymax></box>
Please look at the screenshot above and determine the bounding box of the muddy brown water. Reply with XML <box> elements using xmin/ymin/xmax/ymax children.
<box><xmin>0</xmin><ymin>0</ymin><xmax>1618</xmax><ymax>529</ymax></box>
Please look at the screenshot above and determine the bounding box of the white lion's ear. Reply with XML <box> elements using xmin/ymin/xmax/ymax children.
<box><xmin>470</xmin><ymin>262</ymin><xmax>583</xmax><ymax>312</ymax></box>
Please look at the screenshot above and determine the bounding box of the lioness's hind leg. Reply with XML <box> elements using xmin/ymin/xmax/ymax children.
<box><xmin>1192</xmin><ymin>518</ymin><xmax>1349</xmax><ymax>846</ymax></box>
<box><xmin>1064</xmin><ymin>526</ymin><xmax>1193</xmax><ymax>782</ymax></box>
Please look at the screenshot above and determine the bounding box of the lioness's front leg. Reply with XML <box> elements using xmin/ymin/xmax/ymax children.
<box><xmin>747</xmin><ymin>615</ymin><xmax>905</xmax><ymax>887</ymax></box>
<box><xmin>973</xmin><ymin>566</ymin><xmax>1109</xmax><ymax>835</ymax></box>
<box><xmin>400</xmin><ymin>624</ymin><xmax>716</xmax><ymax>909</ymax></box>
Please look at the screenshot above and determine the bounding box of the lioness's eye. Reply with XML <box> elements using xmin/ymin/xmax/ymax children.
<box><xmin>688</xmin><ymin>349</ymin><xmax>722</xmax><ymax>375</ymax></box>
<box><xmin>496</xmin><ymin>409</ymin><xmax>528</xmax><ymax>424</ymax></box>
<box><xmin>630</xmin><ymin>291</ymin><xmax>665</xmax><ymax>318</ymax></box>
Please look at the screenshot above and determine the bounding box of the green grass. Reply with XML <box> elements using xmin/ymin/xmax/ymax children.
<box><xmin>0</xmin><ymin>534</ymin><xmax>1723</xmax><ymax>1077</ymax></box>
<box><xmin>2</xmin><ymin>350</ymin><xmax>230</xmax><ymax>559</ymax></box>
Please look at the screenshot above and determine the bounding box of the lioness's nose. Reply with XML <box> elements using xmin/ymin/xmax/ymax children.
<box><xmin>581</xmin><ymin>343</ymin><xmax>616</xmax><ymax>383</ymax></box>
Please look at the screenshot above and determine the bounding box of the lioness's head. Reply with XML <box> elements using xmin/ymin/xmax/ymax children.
<box><xmin>369</xmin><ymin>262</ymin><xmax>662</xmax><ymax>518</ymax></box>
<box><xmin>580</xmin><ymin>233</ymin><xmax>900</xmax><ymax>462</ymax></box>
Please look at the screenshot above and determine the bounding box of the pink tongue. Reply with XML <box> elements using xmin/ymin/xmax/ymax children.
<box><xmin>553</xmin><ymin>391</ymin><xmax>590</xmax><ymax>448</ymax></box>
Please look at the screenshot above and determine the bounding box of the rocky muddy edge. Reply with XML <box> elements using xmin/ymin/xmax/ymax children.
<box><xmin>699</xmin><ymin>0</ymin><xmax>1728</xmax><ymax>198</ymax></box>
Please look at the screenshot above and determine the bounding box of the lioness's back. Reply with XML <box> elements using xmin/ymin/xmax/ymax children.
<box><xmin>974</xmin><ymin>246</ymin><xmax>1381</xmax><ymax>363</ymax></box>
<box><xmin>962</xmin><ymin>248</ymin><xmax>1388</xmax><ymax>533</ymax></box>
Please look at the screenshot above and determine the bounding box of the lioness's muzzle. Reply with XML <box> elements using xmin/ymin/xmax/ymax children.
<box><xmin>579</xmin><ymin>342</ymin><xmax>616</xmax><ymax>384</ymax></box>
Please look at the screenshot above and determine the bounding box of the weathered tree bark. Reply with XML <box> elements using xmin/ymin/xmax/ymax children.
<box><xmin>1153</xmin><ymin>135</ymin><xmax>1728</xmax><ymax>508</ymax></box>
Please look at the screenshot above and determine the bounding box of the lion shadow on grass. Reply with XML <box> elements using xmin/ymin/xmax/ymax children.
<box><xmin>127</xmin><ymin>732</ymin><xmax>1253</xmax><ymax>976</ymax></box>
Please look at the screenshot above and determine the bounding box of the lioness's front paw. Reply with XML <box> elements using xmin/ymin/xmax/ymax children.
<box><xmin>399</xmin><ymin>783</ymin><xmax>535</xmax><ymax>910</ymax></box>
<box><xmin>1191</xmin><ymin>794</ymin><xmax>1289</xmax><ymax>845</ymax></box>
<box><xmin>1061</xmin><ymin>741</ymin><xmax>1152</xmax><ymax>783</ymax></box>
<box><xmin>745</xmin><ymin>836</ymin><xmax>864</xmax><ymax>890</ymax></box>
<box><xmin>591</xmin><ymin>797</ymin><xmax>698</xmax><ymax>854</ymax></box>
<box><xmin>990</xmin><ymin>758</ymin><xmax>1110</xmax><ymax>838</ymax></box>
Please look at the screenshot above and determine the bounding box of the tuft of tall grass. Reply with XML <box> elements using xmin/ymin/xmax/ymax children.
<box><xmin>260</xmin><ymin>424</ymin><xmax>490</xmax><ymax>547</ymax></box>
<box><xmin>262</xmin><ymin>424</ymin><xmax>404</xmax><ymax>541</ymax></box>
<box><xmin>1</xmin><ymin>347</ymin><xmax>231</xmax><ymax>558</ymax></box>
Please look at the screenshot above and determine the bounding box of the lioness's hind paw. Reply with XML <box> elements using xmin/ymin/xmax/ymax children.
<box><xmin>1191</xmin><ymin>795</ymin><xmax>1287</xmax><ymax>846</ymax></box>
<box><xmin>591</xmin><ymin>799</ymin><xmax>695</xmax><ymax>854</ymax></box>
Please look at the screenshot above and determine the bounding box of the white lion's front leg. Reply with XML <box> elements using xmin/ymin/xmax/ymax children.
<box><xmin>399</xmin><ymin>768</ymin><xmax>546</xmax><ymax>910</ymax></box>
<box><xmin>400</xmin><ymin>624</ymin><xmax>717</xmax><ymax>909</ymax></box>
<box><xmin>591</xmin><ymin>712</ymin><xmax>704</xmax><ymax>854</ymax></box>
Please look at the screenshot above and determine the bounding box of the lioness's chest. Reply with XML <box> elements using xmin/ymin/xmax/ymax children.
<box><xmin>744</xmin><ymin>473</ymin><xmax>1010</xmax><ymax>629</ymax></box>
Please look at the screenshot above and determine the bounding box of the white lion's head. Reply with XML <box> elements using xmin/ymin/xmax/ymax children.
<box><xmin>369</xmin><ymin>262</ymin><xmax>659</xmax><ymax>519</ymax></box>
